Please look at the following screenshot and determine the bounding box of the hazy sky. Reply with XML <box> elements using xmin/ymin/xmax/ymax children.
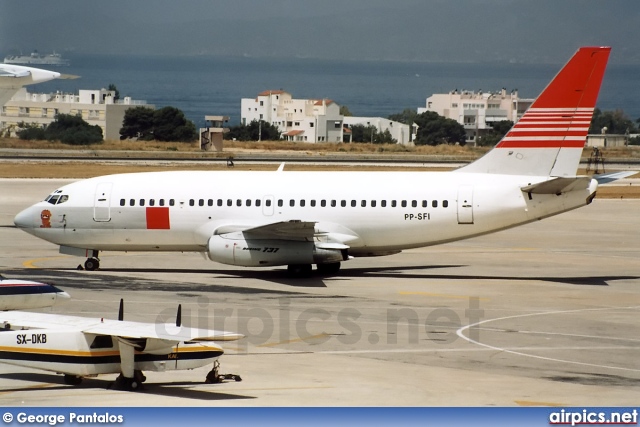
<box><xmin>2</xmin><ymin>0</ymin><xmax>639</xmax><ymax>63</ymax></box>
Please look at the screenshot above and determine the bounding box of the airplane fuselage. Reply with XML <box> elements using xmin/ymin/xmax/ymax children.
<box><xmin>14</xmin><ymin>170</ymin><xmax>597</xmax><ymax>264</ymax></box>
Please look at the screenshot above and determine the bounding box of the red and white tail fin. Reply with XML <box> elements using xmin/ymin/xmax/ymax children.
<box><xmin>457</xmin><ymin>46</ymin><xmax>611</xmax><ymax>177</ymax></box>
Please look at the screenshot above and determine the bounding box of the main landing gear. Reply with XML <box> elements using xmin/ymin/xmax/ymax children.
<box><xmin>205</xmin><ymin>360</ymin><xmax>242</xmax><ymax>384</ymax></box>
<box><xmin>109</xmin><ymin>370</ymin><xmax>147</xmax><ymax>391</ymax></box>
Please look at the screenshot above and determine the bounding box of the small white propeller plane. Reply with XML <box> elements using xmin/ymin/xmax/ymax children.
<box><xmin>13</xmin><ymin>47</ymin><xmax>620</xmax><ymax>276</ymax></box>
<box><xmin>0</xmin><ymin>300</ymin><xmax>243</xmax><ymax>390</ymax></box>
<box><xmin>0</xmin><ymin>274</ymin><xmax>70</xmax><ymax>310</ymax></box>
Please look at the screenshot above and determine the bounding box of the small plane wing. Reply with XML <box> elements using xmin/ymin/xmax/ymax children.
<box><xmin>521</xmin><ymin>176</ymin><xmax>592</xmax><ymax>195</ymax></box>
<box><xmin>593</xmin><ymin>171</ymin><xmax>637</xmax><ymax>185</ymax></box>
<box><xmin>0</xmin><ymin>311</ymin><xmax>243</xmax><ymax>342</ymax></box>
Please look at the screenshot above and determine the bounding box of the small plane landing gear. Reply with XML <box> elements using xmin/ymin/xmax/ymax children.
<box><xmin>84</xmin><ymin>257</ymin><xmax>100</xmax><ymax>271</ymax></box>
<box><xmin>287</xmin><ymin>264</ymin><xmax>313</xmax><ymax>277</ymax></box>
<box><xmin>63</xmin><ymin>374</ymin><xmax>83</xmax><ymax>386</ymax></box>
<box><xmin>110</xmin><ymin>373</ymin><xmax>142</xmax><ymax>391</ymax></box>
<box><xmin>205</xmin><ymin>360</ymin><xmax>242</xmax><ymax>384</ymax></box>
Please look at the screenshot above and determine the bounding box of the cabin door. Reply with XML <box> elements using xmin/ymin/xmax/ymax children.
<box><xmin>457</xmin><ymin>185</ymin><xmax>474</xmax><ymax>224</ymax></box>
<box><xmin>93</xmin><ymin>182</ymin><xmax>113</xmax><ymax>222</ymax></box>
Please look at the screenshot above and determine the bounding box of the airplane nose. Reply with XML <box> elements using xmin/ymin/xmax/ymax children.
<box><xmin>14</xmin><ymin>206</ymin><xmax>35</xmax><ymax>229</ymax></box>
<box><xmin>57</xmin><ymin>291</ymin><xmax>71</xmax><ymax>301</ymax></box>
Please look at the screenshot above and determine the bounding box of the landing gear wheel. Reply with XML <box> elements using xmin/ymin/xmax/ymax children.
<box><xmin>111</xmin><ymin>373</ymin><xmax>142</xmax><ymax>391</ymax></box>
<box><xmin>287</xmin><ymin>264</ymin><xmax>313</xmax><ymax>277</ymax></box>
<box><xmin>205</xmin><ymin>360</ymin><xmax>242</xmax><ymax>383</ymax></box>
<box><xmin>134</xmin><ymin>370</ymin><xmax>146</xmax><ymax>383</ymax></box>
<box><xmin>63</xmin><ymin>374</ymin><xmax>83</xmax><ymax>386</ymax></box>
<box><xmin>316</xmin><ymin>262</ymin><xmax>341</xmax><ymax>275</ymax></box>
<box><xmin>84</xmin><ymin>257</ymin><xmax>100</xmax><ymax>271</ymax></box>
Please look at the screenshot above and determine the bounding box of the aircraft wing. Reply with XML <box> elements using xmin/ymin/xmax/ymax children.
<box><xmin>242</xmin><ymin>220</ymin><xmax>320</xmax><ymax>239</ymax></box>
<box><xmin>0</xmin><ymin>311</ymin><xmax>243</xmax><ymax>342</ymax></box>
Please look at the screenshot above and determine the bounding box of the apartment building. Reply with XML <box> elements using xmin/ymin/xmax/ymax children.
<box><xmin>1</xmin><ymin>88</ymin><xmax>152</xmax><ymax>140</ymax></box>
<box><xmin>418</xmin><ymin>88</ymin><xmax>533</xmax><ymax>143</ymax></box>
<box><xmin>241</xmin><ymin>90</ymin><xmax>344</xmax><ymax>143</ymax></box>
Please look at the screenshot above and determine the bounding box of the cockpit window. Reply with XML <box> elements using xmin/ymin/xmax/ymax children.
<box><xmin>46</xmin><ymin>195</ymin><xmax>60</xmax><ymax>205</ymax></box>
<box><xmin>57</xmin><ymin>195</ymin><xmax>69</xmax><ymax>204</ymax></box>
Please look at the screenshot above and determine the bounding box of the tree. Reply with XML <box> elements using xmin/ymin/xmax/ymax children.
<box><xmin>227</xmin><ymin>120</ymin><xmax>281</xmax><ymax>141</ymax></box>
<box><xmin>589</xmin><ymin>108</ymin><xmax>638</xmax><ymax>135</ymax></box>
<box><xmin>120</xmin><ymin>106</ymin><xmax>197</xmax><ymax>142</ymax></box>
<box><xmin>388</xmin><ymin>108</ymin><xmax>417</xmax><ymax>126</ymax></box>
<box><xmin>120</xmin><ymin>106</ymin><xmax>155</xmax><ymax>140</ymax></box>
<box><xmin>107</xmin><ymin>84</ymin><xmax>120</xmax><ymax>101</ymax></box>
<box><xmin>349</xmin><ymin>124</ymin><xmax>397</xmax><ymax>144</ymax></box>
<box><xmin>413</xmin><ymin>111</ymin><xmax>466</xmax><ymax>146</ymax></box>
<box><xmin>15</xmin><ymin>122</ymin><xmax>46</xmax><ymax>140</ymax></box>
<box><xmin>45</xmin><ymin>113</ymin><xmax>103</xmax><ymax>145</ymax></box>
<box><xmin>339</xmin><ymin>105</ymin><xmax>353</xmax><ymax>117</ymax></box>
<box><xmin>476</xmin><ymin>120</ymin><xmax>513</xmax><ymax>147</ymax></box>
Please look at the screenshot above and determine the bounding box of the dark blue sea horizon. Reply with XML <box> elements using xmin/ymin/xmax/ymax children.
<box><xmin>29</xmin><ymin>53</ymin><xmax>640</xmax><ymax>129</ymax></box>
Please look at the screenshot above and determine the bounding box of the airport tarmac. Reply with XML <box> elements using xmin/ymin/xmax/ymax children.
<box><xmin>0</xmin><ymin>178</ymin><xmax>638</xmax><ymax>406</ymax></box>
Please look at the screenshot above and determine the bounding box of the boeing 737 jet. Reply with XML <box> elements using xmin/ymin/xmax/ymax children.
<box><xmin>14</xmin><ymin>47</ymin><xmax>613</xmax><ymax>276</ymax></box>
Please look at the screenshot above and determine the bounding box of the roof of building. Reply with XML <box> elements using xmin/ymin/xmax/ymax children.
<box><xmin>258</xmin><ymin>90</ymin><xmax>289</xmax><ymax>96</ymax></box>
<box><xmin>284</xmin><ymin>130</ymin><xmax>305</xmax><ymax>136</ymax></box>
<box><xmin>313</xmin><ymin>99</ymin><xmax>334</xmax><ymax>106</ymax></box>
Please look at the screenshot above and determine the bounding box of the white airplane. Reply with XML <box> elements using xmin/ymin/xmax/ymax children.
<box><xmin>0</xmin><ymin>63</ymin><xmax>61</xmax><ymax>107</ymax></box>
<box><xmin>0</xmin><ymin>274</ymin><xmax>70</xmax><ymax>310</ymax></box>
<box><xmin>0</xmin><ymin>300</ymin><xmax>243</xmax><ymax>390</ymax></box>
<box><xmin>13</xmin><ymin>47</ymin><xmax>616</xmax><ymax>276</ymax></box>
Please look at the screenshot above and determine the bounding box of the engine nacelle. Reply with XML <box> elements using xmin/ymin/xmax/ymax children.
<box><xmin>207</xmin><ymin>235</ymin><xmax>346</xmax><ymax>267</ymax></box>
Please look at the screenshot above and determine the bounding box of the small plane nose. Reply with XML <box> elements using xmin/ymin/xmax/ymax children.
<box><xmin>57</xmin><ymin>290</ymin><xmax>71</xmax><ymax>301</ymax></box>
<box><xmin>13</xmin><ymin>206</ymin><xmax>35</xmax><ymax>229</ymax></box>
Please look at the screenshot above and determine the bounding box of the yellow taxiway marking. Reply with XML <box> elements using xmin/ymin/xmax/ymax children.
<box><xmin>258</xmin><ymin>333</ymin><xmax>330</xmax><ymax>348</ymax></box>
<box><xmin>22</xmin><ymin>256</ymin><xmax>68</xmax><ymax>269</ymax></box>
<box><xmin>515</xmin><ymin>400</ymin><xmax>566</xmax><ymax>407</ymax></box>
<box><xmin>0</xmin><ymin>382</ymin><xmax>58</xmax><ymax>395</ymax></box>
<box><xmin>399</xmin><ymin>291</ymin><xmax>489</xmax><ymax>301</ymax></box>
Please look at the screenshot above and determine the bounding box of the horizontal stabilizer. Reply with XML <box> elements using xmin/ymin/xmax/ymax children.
<box><xmin>594</xmin><ymin>171</ymin><xmax>637</xmax><ymax>185</ymax></box>
<box><xmin>521</xmin><ymin>176</ymin><xmax>592</xmax><ymax>194</ymax></box>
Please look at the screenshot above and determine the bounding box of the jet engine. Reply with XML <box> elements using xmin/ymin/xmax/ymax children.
<box><xmin>207</xmin><ymin>235</ymin><xmax>347</xmax><ymax>267</ymax></box>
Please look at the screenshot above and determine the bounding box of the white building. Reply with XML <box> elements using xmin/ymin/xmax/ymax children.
<box><xmin>1</xmin><ymin>88</ymin><xmax>152</xmax><ymax>140</ymax></box>
<box><xmin>418</xmin><ymin>89</ymin><xmax>533</xmax><ymax>143</ymax></box>
<box><xmin>241</xmin><ymin>90</ymin><xmax>344</xmax><ymax>143</ymax></box>
<box><xmin>343</xmin><ymin>116</ymin><xmax>414</xmax><ymax>145</ymax></box>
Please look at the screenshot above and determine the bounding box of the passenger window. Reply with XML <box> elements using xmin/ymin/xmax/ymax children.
<box><xmin>129</xmin><ymin>199</ymin><xmax>135</xmax><ymax>206</ymax></box>
<box><xmin>160</xmin><ymin>199</ymin><xmax>165</xmax><ymax>206</ymax></box>
<box><xmin>381</xmin><ymin>200</ymin><xmax>387</xmax><ymax>207</ymax></box>
<box><xmin>351</xmin><ymin>200</ymin><xmax>356</xmax><ymax>207</ymax></box>
<box><xmin>310</xmin><ymin>200</ymin><xmax>316</xmax><ymax>207</ymax></box>
<box><xmin>391</xmin><ymin>200</ymin><xmax>397</xmax><ymax>208</ymax></box>
<box><xmin>371</xmin><ymin>200</ymin><xmax>376</xmax><ymax>207</ymax></box>
<box><xmin>236</xmin><ymin>199</ymin><xmax>242</xmax><ymax>206</ymax></box>
<box><xmin>120</xmin><ymin>199</ymin><xmax>125</xmax><ymax>206</ymax></box>
<box><xmin>401</xmin><ymin>200</ymin><xmax>407</xmax><ymax>208</ymax></box>
<box><xmin>422</xmin><ymin>200</ymin><xmax>428</xmax><ymax>208</ymax></box>
<box><xmin>217</xmin><ymin>199</ymin><xmax>222</xmax><ymax>207</ymax></box>
<box><xmin>412</xmin><ymin>200</ymin><xmax>417</xmax><ymax>208</ymax></box>
<box><xmin>432</xmin><ymin>200</ymin><xmax>438</xmax><ymax>208</ymax></box>
<box><xmin>278</xmin><ymin>199</ymin><xmax>283</xmax><ymax>207</ymax></box>
<box><xmin>246</xmin><ymin>199</ymin><xmax>252</xmax><ymax>207</ymax></box>
<box><xmin>361</xmin><ymin>200</ymin><xmax>366</xmax><ymax>207</ymax></box>
<box><xmin>331</xmin><ymin>200</ymin><xmax>336</xmax><ymax>207</ymax></box>
<box><xmin>150</xmin><ymin>199</ymin><xmax>156</xmax><ymax>206</ymax></box>
<box><xmin>169</xmin><ymin>199</ymin><xmax>175</xmax><ymax>206</ymax></box>
<box><xmin>321</xmin><ymin>200</ymin><xmax>327</xmax><ymax>207</ymax></box>
<box><xmin>290</xmin><ymin>199</ymin><xmax>295</xmax><ymax>207</ymax></box>
<box><xmin>207</xmin><ymin>199</ymin><xmax>213</xmax><ymax>206</ymax></box>
<box><xmin>227</xmin><ymin>199</ymin><xmax>232</xmax><ymax>207</ymax></box>
<box><xmin>443</xmin><ymin>200</ymin><xmax>449</xmax><ymax>208</ymax></box>
<box><xmin>341</xmin><ymin>200</ymin><xmax>346</xmax><ymax>207</ymax></box>
<box><xmin>141</xmin><ymin>199</ymin><xmax>146</xmax><ymax>207</ymax></box>
<box><xmin>265</xmin><ymin>199</ymin><xmax>271</xmax><ymax>207</ymax></box>
<box><xmin>300</xmin><ymin>200</ymin><xmax>306</xmax><ymax>207</ymax></box>
<box><xmin>256</xmin><ymin>199</ymin><xmax>261</xmax><ymax>207</ymax></box>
